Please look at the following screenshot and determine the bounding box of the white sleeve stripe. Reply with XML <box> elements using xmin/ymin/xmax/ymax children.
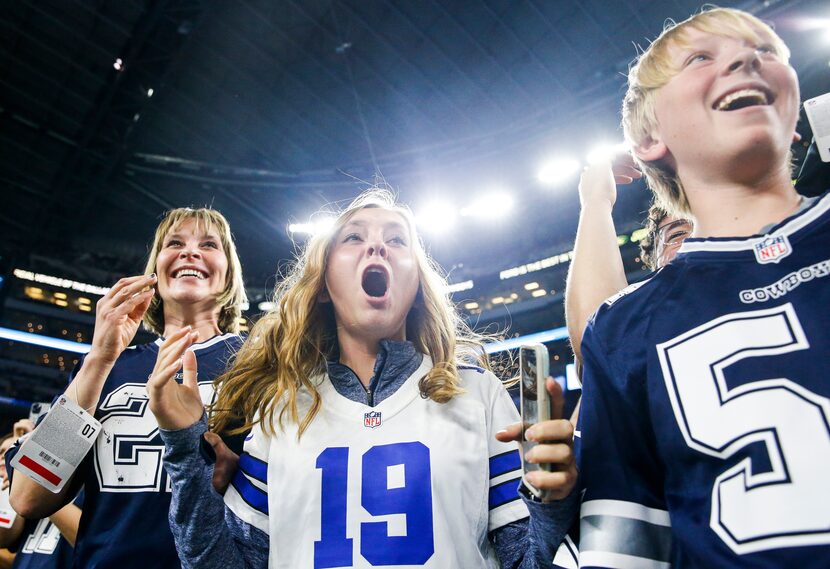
<box><xmin>490</xmin><ymin>469</ymin><xmax>522</xmax><ymax>487</ymax></box>
<box><xmin>552</xmin><ymin>534</ymin><xmax>579</xmax><ymax>569</ymax></box>
<box><xmin>488</xmin><ymin>497</ymin><xmax>529</xmax><ymax>532</ymax></box>
<box><xmin>579</xmin><ymin>551</ymin><xmax>670</xmax><ymax>569</ymax></box>
<box><xmin>580</xmin><ymin>509</ymin><xmax>672</xmax><ymax>565</ymax></box>
<box><xmin>224</xmin><ymin>484</ymin><xmax>269</xmax><ymax>534</ymax></box>
<box><xmin>581</xmin><ymin>499</ymin><xmax>670</xmax><ymax>526</ymax></box>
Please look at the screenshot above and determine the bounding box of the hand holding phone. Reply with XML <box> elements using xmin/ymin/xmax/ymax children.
<box><xmin>494</xmin><ymin>343</ymin><xmax>576</xmax><ymax>502</ymax></box>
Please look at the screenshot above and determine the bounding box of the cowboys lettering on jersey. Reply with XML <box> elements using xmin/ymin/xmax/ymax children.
<box><xmin>578</xmin><ymin>193</ymin><xmax>830</xmax><ymax>567</ymax></box>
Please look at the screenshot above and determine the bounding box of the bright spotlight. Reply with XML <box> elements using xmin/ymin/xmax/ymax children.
<box><xmin>460</xmin><ymin>192</ymin><xmax>514</xmax><ymax>219</ymax></box>
<box><xmin>537</xmin><ymin>157</ymin><xmax>581</xmax><ymax>186</ymax></box>
<box><xmin>417</xmin><ymin>200</ymin><xmax>457</xmax><ymax>233</ymax></box>
<box><xmin>288</xmin><ymin>216</ymin><xmax>336</xmax><ymax>236</ymax></box>
<box><xmin>586</xmin><ymin>141</ymin><xmax>628</xmax><ymax>165</ymax></box>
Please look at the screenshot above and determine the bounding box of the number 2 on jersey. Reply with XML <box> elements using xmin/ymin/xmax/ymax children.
<box><xmin>315</xmin><ymin>442</ymin><xmax>435</xmax><ymax>568</ymax></box>
<box><xmin>658</xmin><ymin>303</ymin><xmax>830</xmax><ymax>554</ymax></box>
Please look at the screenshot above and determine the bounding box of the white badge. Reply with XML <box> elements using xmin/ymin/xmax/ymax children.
<box><xmin>804</xmin><ymin>92</ymin><xmax>830</xmax><ymax>163</ymax></box>
<box><xmin>10</xmin><ymin>395</ymin><xmax>101</xmax><ymax>493</ymax></box>
<box><xmin>0</xmin><ymin>488</ymin><xmax>17</xmax><ymax>528</ymax></box>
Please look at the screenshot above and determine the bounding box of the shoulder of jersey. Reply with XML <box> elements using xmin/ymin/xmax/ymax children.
<box><xmin>595</xmin><ymin>266</ymin><xmax>679</xmax><ymax>320</ymax></box>
<box><xmin>123</xmin><ymin>340</ymin><xmax>159</xmax><ymax>355</ymax></box>
<box><xmin>456</xmin><ymin>364</ymin><xmax>502</xmax><ymax>394</ymax></box>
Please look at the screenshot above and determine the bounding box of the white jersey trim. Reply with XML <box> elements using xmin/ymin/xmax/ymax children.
<box><xmin>152</xmin><ymin>332</ymin><xmax>239</xmax><ymax>351</ymax></box>
<box><xmin>581</xmin><ymin>499</ymin><xmax>670</xmax><ymax>526</ymax></box>
<box><xmin>579</xmin><ymin>551</ymin><xmax>670</xmax><ymax>569</ymax></box>
<box><xmin>225</xmin><ymin>484</ymin><xmax>269</xmax><ymax>534</ymax></box>
<box><xmin>678</xmin><ymin>193</ymin><xmax>828</xmax><ymax>254</ymax></box>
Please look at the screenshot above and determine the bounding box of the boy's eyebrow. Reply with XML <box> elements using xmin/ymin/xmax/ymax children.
<box><xmin>165</xmin><ymin>231</ymin><xmax>222</xmax><ymax>240</ymax></box>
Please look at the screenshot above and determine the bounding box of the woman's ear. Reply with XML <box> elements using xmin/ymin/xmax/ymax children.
<box><xmin>318</xmin><ymin>287</ymin><xmax>331</xmax><ymax>303</ymax></box>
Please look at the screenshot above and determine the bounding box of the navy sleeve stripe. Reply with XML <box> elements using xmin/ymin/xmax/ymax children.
<box><xmin>230</xmin><ymin>469</ymin><xmax>269</xmax><ymax>515</ymax></box>
<box><xmin>489</xmin><ymin>449</ymin><xmax>521</xmax><ymax>479</ymax></box>
<box><xmin>489</xmin><ymin>476</ymin><xmax>522</xmax><ymax>509</ymax></box>
<box><xmin>239</xmin><ymin>452</ymin><xmax>268</xmax><ymax>484</ymax></box>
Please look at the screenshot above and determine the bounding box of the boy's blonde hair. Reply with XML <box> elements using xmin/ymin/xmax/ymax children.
<box><xmin>211</xmin><ymin>189</ymin><xmax>489</xmax><ymax>438</ymax></box>
<box><xmin>143</xmin><ymin>207</ymin><xmax>247</xmax><ymax>336</ymax></box>
<box><xmin>622</xmin><ymin>7</ymin><xmax>790</xmax><ymax>216</ymax></box>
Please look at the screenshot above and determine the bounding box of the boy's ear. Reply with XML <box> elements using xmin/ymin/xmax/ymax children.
<box><xmin>633</xmin><ymin>133</ymin><xmax>669</xmax><ymax>163</ymax></box>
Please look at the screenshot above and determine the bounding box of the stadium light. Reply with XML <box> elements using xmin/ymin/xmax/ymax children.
<box><xmin>586</xmin><ymin>141</ymin><xmax>628</xmax><ymax>165</ymax></box>
<box><xmin>416</xmin><ymin>199</ymin><xmax>457</xmax><ymax>234</ymax></box>
<box><xmin>0</xmin><ymin>327</ymin><xmax>91</xmax><ymax>354</ymax></box>
<box><xmin>537</xmin><ymin>157</ymin><xmax>581</xmax><ymax>186</ymax></box>
<box><xmin>460</xmin><ymin>192</ymin><xmax>513</xmax><ymax>219</ymax></box>
<box><xmin>288</xmin><ymin>216</ymin><xmax>336</xmax><ymax>236</ymax></box>
<box><xmin>484</xmin><ymin>326</ymin><xmax>569</xmax><ymax>354</ymax></box>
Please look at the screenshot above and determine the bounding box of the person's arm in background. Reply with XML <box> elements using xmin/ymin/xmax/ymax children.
<box><xmin>47</xmin><ymin>502</ymin><xmax>82</xmax><ymax>547</ymax></box>
<box><xmin>565</xmin><ymin>154</ymin><xmax>640</xmax><ymax>364</ymax></box>
<box><xmin>0</xmin><ymin>516</ymin><xmax>24</xmax><ymax>550</ymax></box>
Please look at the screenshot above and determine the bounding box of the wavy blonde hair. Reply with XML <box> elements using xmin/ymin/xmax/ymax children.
<box><xmin>143</xmin><ymin>207</ymin><xmax>247</xmax><ymax>336</ymax></box>
<box><xmin>211</xmin><ymin>189</ymin><xmax>488</xmax><ymax>437</ymax></box>
<box><xmin>622</xmin><ymin>7</ymin><xmax>790</xmax><ymax>216</ymax></box>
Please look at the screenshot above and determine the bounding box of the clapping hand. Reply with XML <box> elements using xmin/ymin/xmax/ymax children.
<box><xmin>147</xmin><ymin>327</ymin><xmax>205</xmax><ymax>431</ymax></box>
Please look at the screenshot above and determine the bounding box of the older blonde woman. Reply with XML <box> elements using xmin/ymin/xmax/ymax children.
<box><xmin>10</xmin><ymin>207</ymin><xmax>246</xmax><ymax>569</ymax></box>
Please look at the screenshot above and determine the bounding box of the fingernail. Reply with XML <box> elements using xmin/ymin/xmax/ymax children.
<box><xmin>524</xmin><ymin>451</ymin><xmax>535</xmax><ymax>464</ymax></box>
<box><xmin>525</xmin><ymin>428</ymin><xmax>536</xmax><ymax>441</ymax></box>
<box><xmin>149</xmin><ymin>273</ymin><xmax>157</xmax><ymax>280</ymax></box>
<box><xmin>496</xmin><ymin>429</ymin><xmax>508</xmax><ymax>436</ymax></box>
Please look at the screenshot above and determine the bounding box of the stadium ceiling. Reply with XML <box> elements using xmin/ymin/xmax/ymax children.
<box><xmin>1</xmin><ymin>0</ymin><xmax>828</xmax><ymax>290</ymax></box>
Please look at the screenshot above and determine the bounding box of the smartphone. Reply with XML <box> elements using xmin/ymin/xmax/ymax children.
<box><xmin>519</xmin><ymin>343</ymin><xmax>553</xmax><ymax>499</ymax></box>
<box><xmin>804</xmin><ymin>92</ymin><xmax>830</xmax><ymax>163</ymax></box>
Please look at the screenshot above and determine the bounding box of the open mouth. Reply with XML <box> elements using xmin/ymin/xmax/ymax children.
<box><xmin>173</xmin><ymin>268</ymin><xmax>208</xmax><ymax>279</ymax></box>
<box><xmin>713</xmin><ymin>88</ymin><xmax>772</xmax><ymax>111</ymax></box>
<box><xmin>362</xmin><ymin>267</ymin><xmax>389</xmax><ymax>298</ymax></box>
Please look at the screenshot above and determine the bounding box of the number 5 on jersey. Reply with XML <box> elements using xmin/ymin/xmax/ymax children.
<box><xmin>315</xmin><ymin>441</ymin><xmax>435</xmax><ymax>568</ymax></box>
<box><xmin>658</xmin><ymin>303</ymin><xmax>830</xmax><ymax>554</ymax></box>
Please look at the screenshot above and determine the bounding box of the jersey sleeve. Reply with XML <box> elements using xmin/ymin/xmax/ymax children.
<box><xmin>484</xmin><ymin>370</ymin><xmax>530</xmax><ymax>532</ymax></box>
<box><xmin>577</xmin><ymin>320</ymin><xmax>672</xmax><ymax>568</ymax></box>
<box><xmin>223</xmin><ymin>421</ymin><xmax>270</xmax><ymax>534</ymax></box>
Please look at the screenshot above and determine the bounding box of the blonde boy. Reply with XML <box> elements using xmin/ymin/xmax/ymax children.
<box><xmin>577</xmin><ymin>8</ymin><xmax>830</xmax><ymax>568</ymax></box>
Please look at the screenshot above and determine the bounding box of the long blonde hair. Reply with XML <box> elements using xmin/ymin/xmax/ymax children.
<box><xmin>622</xmin><ymin>7</ymin><xmax>790</xmax><ymax>216</ymax></box>
<box><xmin>143</xmin><ymin>207</ymin><xmax>247</xmax><ymax>335</ymax></box>
<box><xmin>211</xmin><ymin>189</ymin><xmax>487</xmax><ymax>437</ymax></box>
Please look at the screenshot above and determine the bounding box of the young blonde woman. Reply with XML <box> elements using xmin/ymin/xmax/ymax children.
<box><xmin>148</xmin><ymin>190</ymin><xmax>578</xmax><ymax>568</ymax></box>
<box><xmin>9</xmin><ymin>208</ymin><xmax>247</xmax><ymax>569</ymax></box>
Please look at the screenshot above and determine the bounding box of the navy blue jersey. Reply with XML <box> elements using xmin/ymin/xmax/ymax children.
<box><xmin>71</xmin><ymin>333</ymin><xmax>241</xmax><ymax>569</ymax></box>
<box><xmin>10</xmin><ymin>492</ymin><xmax>83</xmax><ymax>569</ymax></box>
<box><xmin>577</xmin><ymin>193</ymin><xmax>830</xmax><ymax>568</ymax></box>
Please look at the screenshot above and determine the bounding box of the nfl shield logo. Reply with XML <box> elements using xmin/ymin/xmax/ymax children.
<box><xmin>364</xmin><ymin>411</ymin><xmax>382</xmax><ymax>429</ymax></box>
<box><xmin>753</xmin><ymin>235</ymin><xmax>792</xmax><ymax>264</ymax></box>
